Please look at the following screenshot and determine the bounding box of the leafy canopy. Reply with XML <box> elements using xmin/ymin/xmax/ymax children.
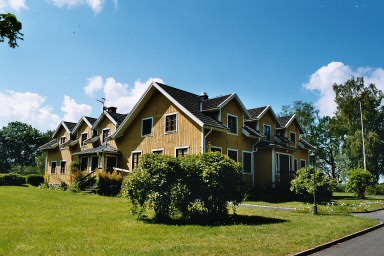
<box><xmin>0</xmin><ymin>13</ymin><xmax>23</xmax><ymax>48</ymax></box>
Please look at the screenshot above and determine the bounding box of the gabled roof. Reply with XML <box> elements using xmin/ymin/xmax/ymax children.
<box><xmin>277</xmin><ymin>114</ymin><xmax>304</xmax><ymax>134</ymax></box>
<box><xmin>299</xmin><ymin>137</ymin><xmax>316</xmax><ymax>150</ymax></box>
<box><xmin>93</xmin><ymin>110</ymin><xmax>128</xmax><ymax>129</ymax></box>
<box><xmin>39</xmin><ymin>139</ymin><xmax>58</xmax><ymax>151</ymax></box>
<box><xmin>246</xmin><ymin>105</ymin><xmax>281</xmax><ymax>126</ymax></box>
<box><xmin>113</xmin><ymin>82</ymin><xmax>237</xmax><ymax>139</ymax></box>
<box><xmin>243</xmin><ymin>125</ymin><xmax>266</xmax><ymax>138</ymax></box>
<box><xmin>52</xmin><ymin>121</ymin><xmax>77</xmax><ymax>138</ymax></box>
<box><xmin>202</xmin><ymin>94</ymin><xmax>232</xmax><ymax>111</ymax></box>
<box><xmin>72</xmin><ymin>116</ymin><xmax>97</xmax><ymax>134</ymax></box>
<box><xmin>71</xmin><ymin>144</ymin><xmax>120</xmax><ymax>155</ymax></box>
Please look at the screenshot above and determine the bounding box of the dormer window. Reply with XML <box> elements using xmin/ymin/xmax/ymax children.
<box><xmin>263</xmin><ymin>124</ymin><xmax>271</xmax><ymax>141</ymax></box>
<box><xmin>60</xmin><ymin>136</ymin><xmax>66</xmax><ymax>145</ymax></box>
<box><xmin>290</xmin><ymin>132</ymin><xmax>296</xmax><ymax>145</ymax></box>
<box><xmin>81</xmin><ymin>132</ymin><xmax>88</xmax><ymax>146</ymax></box>
<box><xmin>102</xmin><ymin>129</ymin><xmax>110</xmax><ymax>144</ymax></box>
<box><xmin>227</xmin><ymin>114</ymin><xmax>238</xmax><ymax>135</ymax></box>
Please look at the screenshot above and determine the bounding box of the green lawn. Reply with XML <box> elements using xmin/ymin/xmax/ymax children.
<box><xmin>0</xmin><ymin>186</ymin><xmax>379</xmax><ymax>256</ymax></box>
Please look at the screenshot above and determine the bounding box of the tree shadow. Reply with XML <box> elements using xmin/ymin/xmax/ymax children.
<box><xmin>142</xmin><ymin>214</ymin><xmax>288</xmax><ymax>226</ymax></box>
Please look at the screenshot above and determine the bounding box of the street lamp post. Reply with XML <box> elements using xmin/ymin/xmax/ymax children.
<box><xmin>309</xmin><ymin>152</ymin><xmax>318</xmax><ymax>215</ymax></box>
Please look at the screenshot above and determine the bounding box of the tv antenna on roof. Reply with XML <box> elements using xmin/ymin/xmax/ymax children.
<box><xmin>97</xmin><ymin>97</ymin><xmax>108</xmax><ymax>112</ymax></box>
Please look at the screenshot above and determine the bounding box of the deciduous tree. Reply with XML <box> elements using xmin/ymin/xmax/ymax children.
<box><xmin>0</xmin><ymin>13</ymin><xmax>23</xmax><ymax>48</ymax></box>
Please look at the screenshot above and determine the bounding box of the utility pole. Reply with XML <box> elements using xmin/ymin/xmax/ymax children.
<box><xmin>360</xmin><ymin>101</ymin><xmax>367</xmax><ymax>170</ymax></box>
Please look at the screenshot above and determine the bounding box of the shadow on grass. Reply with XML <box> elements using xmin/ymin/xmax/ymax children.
<box><xmin>142</xmin><ymin>214</ymin><xmax>288</xmax><ymax>226</ymax></box>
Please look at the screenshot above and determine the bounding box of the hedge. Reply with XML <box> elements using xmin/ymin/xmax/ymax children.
<box><xmin>0</xmin><ymin>173</ymin><xmax>26</xmax><ymax>186</ymax></box>
<box><xmin>26</xmin><ymin>174</ymin><xmax>44</xmax><ymax>186</ymax></box>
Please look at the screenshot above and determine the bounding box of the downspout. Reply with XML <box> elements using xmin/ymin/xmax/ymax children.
<box><xmin>203</xmin><ymin>127</ymin><xmax>213</xmax><ymax>153</ymax></box>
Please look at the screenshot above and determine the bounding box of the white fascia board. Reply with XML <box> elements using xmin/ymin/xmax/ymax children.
<box><xmin>217</xmin><ymin>93</ymin><xmax>251</xmax><ymax>119</ymax></box>
<box><xmin>104</xmin><ymin>112</ymin><xmax>118</xmax><ymax>126</ymax></box>
<box><xmin>52</xmin><ymin>121</ymin><xmax>71</xmax><ymax>138</ymax></box>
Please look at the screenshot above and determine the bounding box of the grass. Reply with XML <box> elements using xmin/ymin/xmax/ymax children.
<box><xmin>0</xmin><ymin>186</ymin><xmax>380</xmax><ymax>256</ymax></box>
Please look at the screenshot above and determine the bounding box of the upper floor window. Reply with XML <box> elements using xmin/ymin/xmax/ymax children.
<box><xmin>165</xmin><ymin>113</ymin><xmax>177</xmax><ymax>133</ymax></box>
<box><xmin>227</xmin><ymin>148</ymin><xmax>238</xmax><ymax>162</ymax></box>
<box><xmin>81</xmin><ymin>132</ymin><xmax>88</xmax><ymax>146</ymax></box>
<box><xmin>60</xmin><ymin>136</ymin><xmax>66</xmax><ymax>145</ymax></box>
<box><xmin>243</xmin><ymin>151</ymin><xmax>252</xmax><ymax>173</ymax></box>
<box><xmin>176</xmin><ymin>147</ymin><xmax>189</xmax><ymax>157</ymax></box>
<box><xmin>290</xmin><ymin>132</ymin><xmax>296</xmax><ymax>145</ymax></box>
<box><xmin>142</xmin><ymin>117</ymin><xmax>153</xmax><ymax>136</ymax></box>
<box><xmin>263</xmin><ymin>124</ymin><xmax>271</xmax><ymax>141</ymax></box>
<box><xmin>102</xmin><ymin>129</ymin><xmax>110</xmax><ymax>144</ymax></box>
<box><xmin>227</xmin><ymin>114</ymin><xmax>238</xmax><ymax>135</ymax></box>
<box><xmin>210</xmin><ymin>146</ymin><xmax>222</xmax><ymax>153</ymax></box>
<box><xmin>51</xmin><ymin>161</ymin><xmax>57</xmax><ymax>174</ymax></box>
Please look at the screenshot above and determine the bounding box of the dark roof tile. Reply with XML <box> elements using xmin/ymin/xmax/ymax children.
<box><xmin>247</xmin><ymin>106</ymin><xmax>268</xmax><ymax>120</ymax></box>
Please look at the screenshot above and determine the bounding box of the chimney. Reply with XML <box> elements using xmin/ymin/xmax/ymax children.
<box><xmin>107</xmin><ymin>106</ymin><xmax>117</xmax><ymax>113</ymax></box>
<box><xmin>198</xmin><ymin>92</ymin><xmax>208</xmax><ymax>111</ymax></box>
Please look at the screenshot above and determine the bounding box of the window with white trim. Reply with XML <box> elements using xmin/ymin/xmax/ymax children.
<box><xmin>300</xmin><ymin>159</ymin><xmax>306</xmax><ymax>169</ymax></box>
<box><xmin>60</xmin><ymin>136</ymin><xmax>66</xmax><ymax>145</ymax></box>
<box><xmin>81</xmin><ymin>132</ymin><xmax>88</xmax><ymax>146</ymax></box>
<box><xmin>165</xmin><ymin>113</ymin><xmax>177</xmax><ymax>133</ymax></box>
<box><xmin>227</xmin><ymin>114</ymin><xmax>238</xmax><ymax>135</ymax></box>
<box><xmin>51</xmin><ymin>161</ymin><xmax>57</xmax><ymax>174</ymax></box>
<box><xmin>210</xmin><ymin>146</ymin><xmax>222</xmax><ymax>153</ymax></box>
<box><xmin>242</xmin><ymin>151</ymin><xmax>252</xmax><ymax>173</ymax></box>
<box><xmin>263</xmin><ymin>124</ymin><xmax>271</xmax><ymax>141</ymax></box>
<box><xmin>142</xmin><ymin>117</ymin><xmax>153</xmax><ymax>136</ymax></box>
<box><xmin>152</xmin><ymin>148</ymin><xmax>164</xmax><ymax>154</ymax></box>
<box><xmin>290</xmin><ymin>132</ymin><xmax>296</xmax><ymax>145</ymax></box>
<box><xmin>176</xmin><ymin>147</ymin><xmax>189</xmax><ymax>157</ymax></box>
<box><xmin>227</xmin><ymin>149</ymin><xmax>238</xmax><ymax>162</ymax></box>
<box><xmin>60</xmin><ymin>161</ymin><xmax>66</xmax><ymax>174</ymax></box>
<box><xmin>132</xmin><ymin>151</ymin><xmax>142</xmax><ymax>170</ymax></box>
<box><xmin>102</xmin><ymin>129</ymin><xmax>110</xmax><ymax>144</ymax></box>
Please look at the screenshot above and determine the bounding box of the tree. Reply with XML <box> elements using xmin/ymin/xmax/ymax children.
<box><xmin>0</xmin><ymin>122</ymin><xmax>51</xmax><ymax>173</ymax></box>
<box><xmin>347</xmin><ymin>169</ymin><xmax>375</xmax><ymax>198</ymax></box>
<box><xmin>280</xmin><ymin>100</ymin><xmax>318</xmax><ymax>134</ymax></box>
<box><xmin>0</xmin><ymin>13</ymin><xmax>23</xmax><ymax>48</ymax></box>
<box><xmin>333</xmin><ymin>77</ymin><xmax>384</xmax><ymax>178</ymax></box>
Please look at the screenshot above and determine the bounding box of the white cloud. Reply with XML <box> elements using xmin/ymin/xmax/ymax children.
<box><xmin>61</xmin><ymin>95</ymin><xmax>92</xmax><ymax>122</ymax></box>
<box><xmin>0</xmin><ymin>90</ymin><xmax>60</xmax><ymax>131</ymax></box>
<box><xmin>84</xmin><ymin>76</ymin><xmax>164</xmax><ymax>114</ymax></box>
<box><xmin>303</xmin><ymin>62</ymin><xmax>384</xmax><ymax>116</ymax></box>
<box><xmin>84</xmin><ymin>76</ymin><xmax>104</xmax><ymax>97</ymax></box>
<box><xmin>48</xmin><ymin>0</ymin><xmax>111</xmax><ymax>13</ymax></box>
<box><xmin>0</xmin><ymin>0</ymin><xmax>27</xmax><ymax>12</ymax></box>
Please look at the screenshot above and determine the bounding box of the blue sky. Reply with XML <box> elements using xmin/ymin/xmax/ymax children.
<box><xmin>1</xmin><ymin>0</ymin><xmax>384</xmax><ymax>131</ymax></box>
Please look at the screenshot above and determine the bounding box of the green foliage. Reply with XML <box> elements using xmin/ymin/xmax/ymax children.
<box><xmin>280</xmin><ymin>100</ymin><xmax>318</xmax><ymax>133</ymax></box>
<box><xmin>347</xmin><ymin>169</ymin><xmax>375</xmax><ymax>198</ymax></box>
<box><xmin>122</xmin><ymin>152</ymin><xmax>245</xmax><ymax>222</ymax></box>
<box><xmin>25</xmin><ymin>174</ymin><xmax>44</xmax><ymax>186</ymax></box>
<box><xmin>0</xmin><ymin>173</ymin><xmax>25</xmax><ymax>186</ymax></box>
<box><xmin>96</xmin><ymin>170</ymin><xmax>123</xmax><ymax>196</ymax></box>
<box><xmin>366</xmin><ymin>184</ymin><xmax>384</xmax><ymax>195</ymax></box>
<box><xmin>290</xmin><ymin>167</ymin><xmax>335</xmax><ymax>200</ymax></box>
<box><xmin>0</xmin><ymin>13</ymin><xmax>23</xmax><ymax>48</ymax></box>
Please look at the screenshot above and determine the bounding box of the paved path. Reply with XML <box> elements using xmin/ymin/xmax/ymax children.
<box><xmin>240</xmin><ymin>203</ymin><xmax>295</xmax><ymax>212</ymax></box>
<box><xmin>310</xmin><ymin>210</ymin><xmax>384</xmax><ymax>256</ymax></box>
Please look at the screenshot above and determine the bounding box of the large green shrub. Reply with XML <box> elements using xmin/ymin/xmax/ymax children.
<box><xmin>290</xmin><ymin>167</ymin><xmax>335</xmax><ymax>200</ymax></box>
<box><xmin>0</xmin><ymin>173</ymin><xmax>26</xmax><ymax>186</ymax></box>
<box><xmin>347</xmin><ymin>169</ymin><xmax>375</xmax><ymax>198</ymax></box>
<box><xmin>26</xmin><ymin>174</ymin><xmax>44</xmax><ymax>186</ymax></box>
<box><xmin>122</xmin><ymin>152</ymin><xmax>245</xmax><ymax>222</ymax></box>
<box><xmin>96</xmin><ymin>170</ymin><xmax>123</xmax><ymax>196</ymax></box>
<box><xmin>366</xmin><ymin>184</ymin><xmax>384</xmax><ymax>195</ymax></box>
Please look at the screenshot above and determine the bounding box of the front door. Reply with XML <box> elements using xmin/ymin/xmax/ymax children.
<box><xmin>106</xmin><ymin>156</ymin><xmax>117</xmax><ymax>172</ymax></box>
<box><xmin>278</xmin><ymin>154</ymin><xmax>291</xmax><ymax>190</ymax></box>
<box><xmin>91</xmin><ymin>156</ymin><xmax>99</xmax><ymax>172</ymax></box>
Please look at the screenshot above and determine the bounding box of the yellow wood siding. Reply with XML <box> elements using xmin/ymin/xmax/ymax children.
<box><xmin>258</xmin><ymin>111</ymin><xmax>276</xmax><ymax>142</ymax></box>
<box><xmin>254</xmin><ymin>149</ymin><xmax>273</xmax><ymax>187</ymax></box>
<box><xmin>116</xmin><ymin>91</ymin><xmax>202</xmax><ymax>170</ymax></box>
<box><xmin>98</xmin><ymin>116</ymin><xmax>117</xmax><ymax>148</ymax></box>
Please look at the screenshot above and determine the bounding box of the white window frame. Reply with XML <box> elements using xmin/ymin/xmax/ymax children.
<box><xmin>51</xmin><ymin>161</ymin><xmax>57</xmax><ymax>174</ymax></box>
<box><xmin>227</xmin><ymin>114</ymin><xmax>238</xmax><ymax>136</ymax></box>
<box><xmin>290</xmin><ymin>131</ymin><xmax>296</xmax><ymax>145</ymax></box>
<box><xmin>102</xmin><ymin>128</ymin><xmax>111</xmax><ymax>144</ymax></box>
<box><xmin>263</xmin><ymin>124</ymin><xmax>272</xmax><ymax>141</ymax></box>
<box><xmin>242</xmin><ymin>150</ymin><xmax>253</xmax><ymax>174</ymax></box>
<box><xmin>152</xmin><ymin>148</ymin><xmax>164</xmax><ymax>154</ymax></box>
<box><xmin>175</xmin><ymin>146</ymin><xmax>190</xmax><ymax>157</ymax></box>
<box><xmin>60</xmin><ymin>160</ymin><xmax>67</xmax><ymax>174</ymax></box>
<box><xmin>300</xmin><ymin>159</ymin><xmax>306</xmax><ymax>169</ymax></box>
<box><xmin>210</xmin><ymin>146</ymin><xmax>222</xmax><ymax>153</ymax></box>
<box><xmin>141</xmin><ymin>117</ymin><xmax>154</xmax><ymax>137</ymax></box>
<box><xmin>131</xmin><ymin>150</ymin><xmax>143</xmax><ymax>170</ymax></box>
<box><xmin>227</xmin><ymin>148</ymin><xmax>238</xmax><ymax>162</ymax></box>
<box><xmin>60</xmin><ymin>136</ymin><xmax>66</xmax><ymax>145</ymax></box>
<box><xmin>81</xmin><ymin>132</ymin><xmax>88</xmax><ymax>146</ymax></box>
<box><xmin>165</xmin><ymin>113</ymin><xmax>178</xmax><ymax>134</ymax></box>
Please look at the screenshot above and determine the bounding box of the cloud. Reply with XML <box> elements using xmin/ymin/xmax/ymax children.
<box><xmin>61</xmin><ymin>95</ymin><xmax>92</xmax><ymax>122</ymax></box>
<box><xmin>84</xmin><ymin>76</ymin><xmax>104</xmax><ymax>97</ymax></box>
<box><xmin>48</xmin><ymin>0</ymin><xmax>119</xmax><ymax>13</ymax></box>
<box><xmin>0</xmin><ymin>0</ymin><xmax>28</xmax><ymax>12</ymax></box>
<box><xmin>303</xmin><ymin>62</ymin><xmax>384</xmax><ymax>116</ymax></box>
<box><xmin>0</xmin><ymin>90</ymin><xmax>60</xmax><ymax>131</ymax></box>
<box><xmin>84</xmin><ymin>76</ymin><xmax>164</xmax><ymax>114</ymax></box>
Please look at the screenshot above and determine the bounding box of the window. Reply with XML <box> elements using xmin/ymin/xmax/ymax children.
<box><xmin>152</xmin><ymin>148</ymin><xmax>164</xmax><ymax>154</ymax></box>
<box><xmin>102</xmin><ymin>129</ymin><xmax>110</xmax><ymax>144</ymax></box>
<box><xmin>81</xmin><ymin>132</ymin><xmax>88</xmax><ymax>146</ymax></box>
<box><xmin>60</xmin><ymin>161</ymin><xmax>66</xmax><ymax>174</ymax></box>
<box><xmin>142</xmin><ymin>117</ymin><xmax>153</xmax><ymax>136</ymax></box>
<box><xmin>294</xmin><ymin>159</ymin><xmax>298</xmax><ymax>171</ymax></box>
<box><xmin>91</xmin><ymin>156</ymin><xmax>99</xmax><ymax>171</ymax></box>
<box><xmin>92</xmin><ymin>129</ymin><xmax>98</xmax><ymax>137</ymax></box>
<box><xmin>210</xmin><ymin>146</ymin><xmax>222</xmax><ymax>153</ymax></box>
<box><xmin>227</xmin><ymin>149</ymin><xmax>238</xmax><ymax>162</ymax></box>
<box><xmin>106</xmin><ymin>157</ymin><xmax>117</xmax><ymax>172</ymax></box>
<box><xmin>290</xmin><ymin>132</ymin><xmax>296</xmax><ymax>145</ymax></box>
<box><xmin>243</xmin><ymin>151</ymin><xmax>252</xmax><ymax>173</ymax></box>
<box><xmin>165</xmin><ymin>113</ymin><xmax>177</xmax><ymax>133</ymax></box>
<box><xmin>132</xmin><ymin>151</ymin><xmax>142</xmax><ymax>170</ymax></box>
<box><xmin>263</xmin><ymin>124</ymin><xmax>271</xmax><ymax>141</ymax></box>
<box><xmin>60</xmin><ymin>136</ymin><xmax>66</xmax><ymax>145</ymax></box>
<box><xmin>227</xmin><ymin>114</ymin><xmax>238</xmax><ymax>135</ymax></box>
<box><xmin>51</xmin><ymin>161</ymin><xmax>57</xmax><ymax>174</ymax></box>
<box><xmin>80</xmin><ymin>157</ymin><xmax>88</xmax><ymax>171</ymax></box>
<box><xmin>176</xmin><ymin>147</ymin><xmax>189</xmax><ymax>157</ymax></box>
<box><xmin>300</xmin><ymin>159</ymin><xmax>306</xmax><ymax>169</ymax></box>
